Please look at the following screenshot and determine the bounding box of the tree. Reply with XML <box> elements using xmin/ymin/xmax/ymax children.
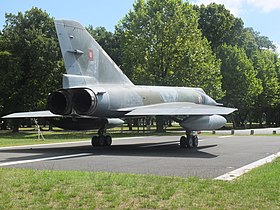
<box><xmin>251</xmin><ymin>50</ymin><xmax>280</xmax><ymax>126</ymax></box>
<box><xmin>195</xmin><ymin>3</ymin><xmax>244</xmax><ymax>50</ymax></box>
<box><xmin>275</xmin><ymin>55</ymin><xmax>280</xmax><ymax>126</ymax></box>
<box><xmin>217</xmin><ymin>44</ymin><xmax>263</xmax><ymax>127</ymax></box>
<box><xmin>116</xmin><ymin>0</ymin><xmax>224</xmax><ymax>99</ymax></box>
<box><xmin>0</xmin><ymin>8</ymin><xmax>64</xmax><ymax>130</ymax></box>
<box><xmin>0</xmin><ymin>51</ymin><xmax>21</xmax><ymax>130</ymax></box>
<box><xmin>115</xmin><ymin>0</ymin><xmax>224</xmax><ymax>132</ymax></box>
<box><xmin>238</xmin><ymin>27</ymin><xmax>276</xmax><ymax>58</ymax></box>
<box><xmin>250</xmin><ymin>28</ymin><xmax>276</xmax><ymax>51</ymax></box>
<box><xmin>195</xmin><ymin>3</ymin><xmax>279</xmax><ymax>127</ymax></box>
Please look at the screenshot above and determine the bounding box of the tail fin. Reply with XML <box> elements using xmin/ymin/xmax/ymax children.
<box><xmin>54</xmin><ymin>20</ymin><xmax>133</xmax><ymax>87</ymax></box>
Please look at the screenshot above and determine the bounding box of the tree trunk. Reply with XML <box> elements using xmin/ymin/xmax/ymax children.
<box><xmin>156</xmin><ymin>116</ymin><xmax>165</xmax><ymax>133</ymax></box>
<box><xmin>231</xmin><ymin>114</ymin><xmax>237</xmax><ymax>129</ymax></box>
<box><xmin>127</xmin><ymin>119</ymin><xmax>133</xmax><ymax>131</ymax></box>
<box><xmin>12</xmin><ymin>119</ymin><xmax>20</xmax><ymax>133</ymax></box>
<box><xmin>48</xmin><ymin>121</ymin><xmax>53</xmax><ymax>131</ymax></box>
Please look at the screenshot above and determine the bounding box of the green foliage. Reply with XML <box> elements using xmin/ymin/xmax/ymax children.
<box><xmin>0</xmin><ymin>51</ymin><xmax>20</xmax><ymax>114</ymax></box>
<box><xmin>116</xmin><ymin>0</ymin><xmax>224</xmax><ymax>99</ymax></box>
<box><xmin>237</xmin><ymin>28</ymin><xmax>279</xmax><ymax>126</ymax></box>
<box><xmin>195</xmin><ymin>3</ymin><xmax>279</xmax><ymax>126</ymax></box>
<box><xmin>252</xmin><ymin>50</ymin><xmax>279</xmax><ymax>108</ymax></box>
<box><xmin>238</xmin><ymin>27</ymin><xmax>259</xmax><ymax>57</ymax></box>
<box><xmin>217</xmin><ymin>44</ymin><xmax>263</xmax><ymax>125</ymax></box>
<box><xmin>239</xmin><ymin>27</ymin><xmax>277</xmax><ymax>57</ymax></box>
<box><xmin>218</xmin><ymin>45</ymin><xmax>262</xmax><ymax>108</ymax></box>
<box><xmin>248</xmin><ymin>28</ymin><xmax>276</xmax><ymax>51</ymax></box>
<box><xmin>0</xmin><ymin>8</ymin><xmax>63</xmax><ymax>117</ymax></box>
<box><xmin>195</xmin><ymin>3</ymin><xmax>244</xmax><ymax>50</ymax></box>
<box><xmin>250</xmin><ymin>50</ymin><xmax>280</xmax><ymax>125</ymax></box>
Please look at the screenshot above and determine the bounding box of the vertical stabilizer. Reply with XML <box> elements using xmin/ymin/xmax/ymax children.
<box><xmin>54</xmin><ymin>20</ymin><xmax>133</xmax><ymax>86</ymax></box>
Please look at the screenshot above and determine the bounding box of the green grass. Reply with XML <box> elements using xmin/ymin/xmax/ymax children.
<box><xmin>1</xmin><ymin>157</ymin><xmax>280</xmax><ymax>209</ymax></box>
<box><xmin>0</xmin><ymin>130</ymin><xmax>93</xmax><ymax>147</ymax></box>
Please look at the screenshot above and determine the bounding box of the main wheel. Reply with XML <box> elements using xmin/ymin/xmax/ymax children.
<box><xmin>91</xmin><ymin>136</ymin><xmax>99</xmax><ymax>146</ymax></box>
<box><xmin>186</xmin><ymin>134</ymin><xmax>193</xmax><ymax>148</ymax></box>
<box><xmin>98</xmin><ymin>136</ymin><xmax>105</xmax><ymax>146</ymax></box>
<box><xmin>192</xmin><ymin>135</ymin><xmax>198</xmax><ymax>148</ymax></box>
<box><xmin>105</xmin><ymin>135</ymin><xmax>112</xmax><ymax>146</ymax></box>
<box><xmin>180</xmin><ymin>136</ymin><xmax>187</xmax><ymax>148</ymax></box>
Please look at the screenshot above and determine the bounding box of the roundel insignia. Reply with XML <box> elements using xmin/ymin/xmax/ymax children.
<box><xmin>88</xmin><ymin>49</ymin><xmax>94</xmax><ymax>61</ymax></box>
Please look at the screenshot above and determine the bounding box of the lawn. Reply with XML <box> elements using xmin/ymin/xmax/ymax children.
<box><xmin>0</xmin><ymin>130</ymin><xmax>92</xmax><ymax>147</ymax></box>
<box><xmin>0</xmin><ymin>157</ymin><xmax>280</xmax><ymax>209</ymax></box>
<box><xmin>0</xmin><ymin>129</ymin><xmax>280</xmax><ymax>209</ymax></box>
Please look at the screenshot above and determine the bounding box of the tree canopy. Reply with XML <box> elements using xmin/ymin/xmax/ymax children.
<box><xmin>195</xmin><ymin>3</ymin><xmax>244</xmax><ymax>50</ymax></box>
<box><xmin>0</xmin><ymin>8</ymin><xmax>64</xmax><ymax>118</ymax></box>
<box><xmin>195</xmin><ymin>3</ymin><xmax>280</xmax><ymax>127</ymax></box>
<box><xmin>0</xmin><ymin>2</ymin><xmax>279</xmax><ymax>129</ymax></box>
<box><xmin>116</xmin><ymin>0</ymin><xmax>224</xmax><ymax>99</ymax></box>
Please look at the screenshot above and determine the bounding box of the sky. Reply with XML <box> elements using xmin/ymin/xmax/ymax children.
<box><xmin>0</xmin><ymin>0</ymin><xmax>279</xmax><ymax>52</ymax></box>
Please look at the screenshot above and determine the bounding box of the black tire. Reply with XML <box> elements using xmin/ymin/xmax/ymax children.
<box><xmin>105</xmin><ymin>135</ymin><xmax>112</xmax><ymax>146</ymax></box>
<box><xmin>91</xmin><ymin>136</ymin><xmax>99</xmax><ymax>146</ymax></box>
<box><xmin>98</xmin><ymin>136</ymin><xmax>105</xmax><ymax>146</ymax></box>
<box><xmin>180</xmin><ymin>136</ymin><xmax>187</xmax><ymax>148</ymax></box>
<box><xmin>186</xmin><ymin>134</ymin><xmax>193</xmax><ymax>148</ymax></box>
<box><xmin>192</xmin><ymin>135</ymin><xmax>199</xmax><ymax>148</ymax></box>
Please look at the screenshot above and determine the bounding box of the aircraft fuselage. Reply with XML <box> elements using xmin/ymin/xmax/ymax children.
<box><xmin>48</xmin><ymin>84</ymin><xmax>216</xmax><ymax>119</ymax></box>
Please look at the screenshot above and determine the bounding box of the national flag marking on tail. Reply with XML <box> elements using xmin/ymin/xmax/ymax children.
<box><xmin>88</xmin><ymin>49</ymin><xmax>94</xmax><ymax>61</ymax></box>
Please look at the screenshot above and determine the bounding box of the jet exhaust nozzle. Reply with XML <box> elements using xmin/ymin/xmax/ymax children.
<box><xmin>47</xmin><ymin>90</ymin><xmax>72</xmax><ymax>115</ymax></box>
<box><xmin>72</xmin><ymin>89</ymin><xmax>97</xmax><ymax>115</ymax></box>
<box><xmin>47</xmin><ymin>88</ymin><xmax>97</xmax><ymax>116</ymax></box>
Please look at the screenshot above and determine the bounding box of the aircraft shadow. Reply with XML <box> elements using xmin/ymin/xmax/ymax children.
<box><xmin>0</xmin><ymin>141</ymin><xmax>218</xmax><ymax>163</ymax></box>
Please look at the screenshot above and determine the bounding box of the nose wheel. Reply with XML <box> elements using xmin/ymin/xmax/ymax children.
<box><xmin>180</xmin><ymin>132</ymin><xmax>198</xmax><ymax>148</ymax></box>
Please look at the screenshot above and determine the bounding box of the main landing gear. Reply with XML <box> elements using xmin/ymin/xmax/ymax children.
<box><xmin>91</xmin><ymin>126</ymin><xmax>112</xmax><ymax>147</ymax></box>
<box><xmin>180</xmin><ymin>131</ymin><xmax>198</xmax><ymax>148</ymax></box>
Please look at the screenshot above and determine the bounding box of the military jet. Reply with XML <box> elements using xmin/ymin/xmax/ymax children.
<box><xmin>2</xmin><ymin>20</ymin><xmax>236</xmax><ymax>148</ymax></box>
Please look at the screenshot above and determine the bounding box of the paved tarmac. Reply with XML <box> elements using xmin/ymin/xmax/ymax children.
<box><xmin>0</xmin><ymin>135</ymin><xmax>279</xmax><ymax>178</ymax></box>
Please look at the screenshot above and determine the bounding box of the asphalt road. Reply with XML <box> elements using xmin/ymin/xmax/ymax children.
<box><xmin>0</xmin><ymin>135</ymin><xmax>280</xmax><ymax>178</ymax></box>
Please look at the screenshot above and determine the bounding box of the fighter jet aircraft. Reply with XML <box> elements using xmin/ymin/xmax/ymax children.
<box><xmin>2</xmin><ymin>20</ymin><xmax>236</xmax><ymax>148</ymax></box>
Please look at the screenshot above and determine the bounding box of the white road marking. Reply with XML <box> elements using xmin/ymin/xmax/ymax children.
<box><xmin>215</xmin><ymin>151</ymin><xmax>280</xmax><ymax>181</ymax></box>
<box><xmin>0</xmin><ymin>153</ymin><xmax>92</xmax><ymax>167</ymax></box>
<box><xmin>218</xmin><ymin>136</ymin><xmax>233</xmax><ymax>139</ymax></box>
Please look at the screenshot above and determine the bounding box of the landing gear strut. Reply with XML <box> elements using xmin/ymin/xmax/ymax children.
<box><xmin>91</xmin><ymin>124</ymin><xmax>112</xmax><ymax>147</ymax></box>
<box><xmin>180</xmin><ymin>131</ymin><xmax>198</xmax><ymax>148</ymax></box>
